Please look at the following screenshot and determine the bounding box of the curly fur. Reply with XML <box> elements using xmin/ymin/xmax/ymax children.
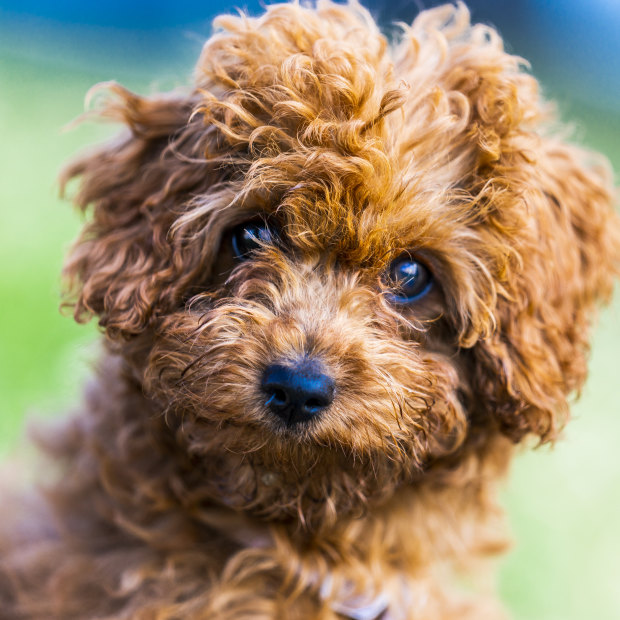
<box><xmin>1</xmin><ymin>1</ymin><xmax>619</xmax><ymax>618</ymax></box>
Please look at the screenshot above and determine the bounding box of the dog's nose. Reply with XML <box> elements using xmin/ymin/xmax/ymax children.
<box><xmin>261</xmin><ymin>360</ymin><xmax>335</xmax><ymax>426</ymax></box>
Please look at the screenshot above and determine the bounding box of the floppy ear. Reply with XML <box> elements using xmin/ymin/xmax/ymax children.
<box><xmin>61</xmin><ymin>84</ymin><xmax>216</xmax><ymax>338</ymax></box>
<box><xmin>472</xmin><ymin>139</ymin><xmax>620</xmax><ymax>442</ymax></box>
<box><xmin>397</xmin><ymin>2</ymin><xmax>620</xmax><ymax>442</ymax></box>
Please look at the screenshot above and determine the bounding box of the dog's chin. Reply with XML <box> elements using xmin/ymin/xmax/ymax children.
<box><xmin>169</xmin><ymin>411</ymin><xmax>443</xmax><ymax>530</ymax></box>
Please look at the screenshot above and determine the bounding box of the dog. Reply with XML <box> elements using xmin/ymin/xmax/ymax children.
<box><xmin>1</xmin><ymin>1</ymin><xmax>619</xmax><ymax>618</ymax></box>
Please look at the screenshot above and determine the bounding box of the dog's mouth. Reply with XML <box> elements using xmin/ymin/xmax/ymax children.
<box><xmin>150</xmin><ymin>350</ymin><xmax>470</xmax><ymax>530</ymax></box>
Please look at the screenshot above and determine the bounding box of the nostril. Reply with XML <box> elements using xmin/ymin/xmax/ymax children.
<box><xmin>265</xmin><ymin>387</ymin><xmax>289</xmax><ymax>409</ymax></box>
<box><xmin>303</xmin><ymin>396</ymin><xmax>329</xmax><ymax>413</ymax></box>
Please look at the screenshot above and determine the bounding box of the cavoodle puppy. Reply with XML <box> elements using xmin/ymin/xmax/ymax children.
<box><xmin>1</xmin><ymin>1</ymin><xmax>619</xmax><ymax>618</ymax></box>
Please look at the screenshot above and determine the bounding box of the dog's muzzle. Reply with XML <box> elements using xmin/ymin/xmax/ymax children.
<box><xmin>261</xmin><ymin>359</ymin><xmax>335</xmax><ymax>426</ymax></box>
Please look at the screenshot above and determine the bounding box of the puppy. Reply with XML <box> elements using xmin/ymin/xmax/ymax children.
<box><xmin>1</xmin><ymin>1</ymin><xmax>618</xmax><ymax>618</ymax></box>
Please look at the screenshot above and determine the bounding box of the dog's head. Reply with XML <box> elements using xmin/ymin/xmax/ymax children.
<box><xmin>62</xmin><ymin>2</ymin><xmax>619</xmax><ymax>528</ymax></box>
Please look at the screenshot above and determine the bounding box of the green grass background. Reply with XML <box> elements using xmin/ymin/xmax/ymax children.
<box><xmin>1</xmin><ymin>35</ymin><xmax>619</xmax><ymax>620</ymax></box>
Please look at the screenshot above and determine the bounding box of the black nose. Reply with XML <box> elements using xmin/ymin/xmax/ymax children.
<box><xmin>261</xmin><ymin>360</ymin><xmax>335</xmax><ymax>426</ymax></box>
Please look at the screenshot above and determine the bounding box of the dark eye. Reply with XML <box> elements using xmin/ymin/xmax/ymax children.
<box><xmin>385</xmin><ymin>254</ymin><xmax>433</xmax><ymax>303</ymax></box>
<box><xmin>231</xmin><ymin>221</ymin><xmax>275</xmax><ymax>260</ymax></box>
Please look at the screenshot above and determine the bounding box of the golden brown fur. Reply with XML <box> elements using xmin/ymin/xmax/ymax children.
<box><xmin>1</xmin><ymin>1</ymin><xmax>619</xmax><ymax>618</ymax></box>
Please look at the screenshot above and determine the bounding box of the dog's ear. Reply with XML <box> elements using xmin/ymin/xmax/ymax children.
<box><xmin>402</xmin><ymin>4</ymin><xmax>620</xmax><ymax>443</ymax></box>
<box><xmin>61</xmin><ymin>84</ymin><xmax>215</xmax><ymax>338</ymax></box>
<box><xmin>472</xmin><ymin>139</ymin><xmax>620</xmax><ymax>442</ymax></box>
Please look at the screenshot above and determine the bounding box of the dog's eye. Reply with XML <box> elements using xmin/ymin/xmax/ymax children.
<box><xmin>385</xmin><ymin>254</ymin><xmax>433</xmax><ymax>303</ymax></box>
<box><xmin>231</xmin><ymin>221</ymin><xmax>275</xmax><ymax>259</ymax></box>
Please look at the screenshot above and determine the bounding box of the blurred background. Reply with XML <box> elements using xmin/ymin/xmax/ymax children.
<box><xmin>0</xmin><ymin>1</ymin><xmax>618</xmax><ymax>618</ymax></box>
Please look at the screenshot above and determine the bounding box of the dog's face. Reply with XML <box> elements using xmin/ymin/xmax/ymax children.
<box><xmin>62</xmin><ymin>3</ymin><xmax>619</xmax><ymax>527</ymax></box>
